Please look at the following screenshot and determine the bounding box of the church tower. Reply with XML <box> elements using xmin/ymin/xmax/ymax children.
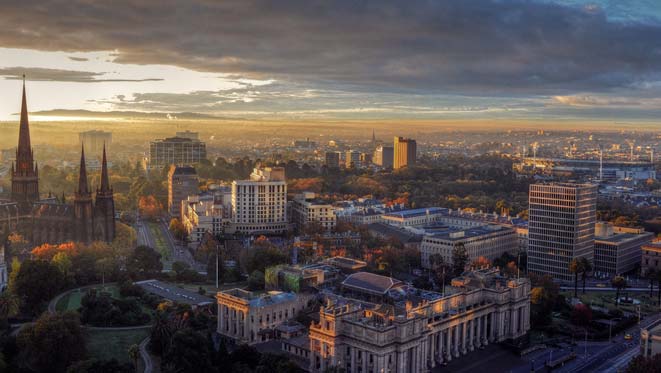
<box><xmin>74</xmin><ymin>146</ymin><xmax>94</xmax><ymax>243</ymax></box>
<box><xmin>94</xmin><ymin>144</ymin><xmax>115</xmax><ymax>242</ymax></box>
<box><xmin>11</xmin><ymin>77</ymin><xmax>39</xmax><ymax>213</ymax></box>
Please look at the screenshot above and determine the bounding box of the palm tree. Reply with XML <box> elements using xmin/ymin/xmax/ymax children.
<box><xmin>569</xmin><ymin>258</ymin><xmax>583</xmax><ymax>298</ymax></box>
<box><xmin>579</xmin><ymin>257</ymin><xmax>592</xmax><ymax>294</ymax></box>
<box><xmin>611</xmin><ymin>276</ymin><xmax>627</xmax><ymax>307</ymax></box>
<box><xmin>646</xmin><ymin>269</ymin><xmax>657</xmax><ymax>298</ymax></box>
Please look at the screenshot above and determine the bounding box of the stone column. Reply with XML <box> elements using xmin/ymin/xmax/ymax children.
<box><xmin>362</xmin><ymin>350</ymin><xmax>367</xmax><ymax>373</ymax></box>
<box><xmin>453</xmin><ymin>326</ymin><xmax>460</xmax><ymax>358</ymax></box>
<box><xmin>489</xmin><ymin>312</ymin><xmax>496</xmax><ymax>342</ymax></box>
<box><xmin>468</xmin><ymin>319</ymin><xmax>474</xmax><ymax>352</ymax></box>
<box><xmin>445</xmin><ymin>329</ymin><xmax>452</xmax><ymax>362</ymax></box>
<box><xmin>350</xmin><ymin>348</ymin><xmax>356</xmax><ymax>372</ymax></box>
<box><xmin>437</xmin><ymin>331</ymin><xmax>444</xmax><ymax>365</ymax></box>
<box><xmin>430</xmin><ymin>334</ymin><xmax>436</xmax><ymax>368</ymax></box>
<box><xmin>218</xmin><ymin>305</ymin><xmax>224</xmax><ymax>334</ymax></box>
<box><xmin>476</xmin><ymin>316</ymin><xmax>482</xmax><ymax>347</ymax></box>
<box><xmin>461</xmin><ymin>322</ymin><xmax>467</xmax><ymax>354</ymax></box>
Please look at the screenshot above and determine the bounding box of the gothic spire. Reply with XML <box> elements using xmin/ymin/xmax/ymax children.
<box><xmin>99</xmin><ymin>143</ymin><xmax>111</xmax><ymax>193</ymax></box>
<box><xmin>18</xmin><ymin>75</ymin><xmax>32</xmax><ymax>158</ymax></box>
<box><xmin>77</xmin><ymin>145</ymin><xmax>89</xmax><ymax>195</ymax></box>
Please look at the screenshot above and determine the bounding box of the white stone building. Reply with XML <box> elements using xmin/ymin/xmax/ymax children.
<box><xmin>228</xmin><ymin>166</ymin><xmax>288</xmax><ymax>235</ymax></box>
<box><xmin>290</xmin><ymin>192</ymin><xmax>336</xmax><ymax>232</ymax></box>
<box><xmin>309</xmin><ymin>269</ymin><xmax>530</xmax><ymax>372</ymax></box>
<box><xmin>217</xmin><ymin>289</ymin><xmax>314</xmax><ymax>344</ymax></box>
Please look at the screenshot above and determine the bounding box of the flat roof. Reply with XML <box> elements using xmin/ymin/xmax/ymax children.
<box><xmin>384</xmin><ymin>207</ymin><xmax>447</xmax><ymax>219</ymax></box>
<box><xmin>427</xmin><ymin>225</ymin><xmax>512</xmax><ymax>241</ymax></box>
<box><xmin>135</xmin><ymin>279</ymin><xmax>214</xmax><ymax>306</ymax></box>
<box><xmin>595</xmin><ymin>232</ymin><xmax>653</xmax><ymax>244</ymax></box>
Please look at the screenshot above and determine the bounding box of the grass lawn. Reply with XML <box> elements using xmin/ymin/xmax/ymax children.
<box><xmin>56</xmin><ymin>285</ymin><xmax>120</xmax><ymax>312</ymax></box>
<box><xmin>561</xmin><ymin>290</ymin><xmax>659</xmax><ymax>315</ymax></box>
<box><xmin>86</xmin><ymin>328</ymin><xmax>149</xmax><ymax>363</ymax></box>
<box><xmin>147</xmin><ymin>222</ymin><xmax>172</xmax><ymax>269</ymax></box>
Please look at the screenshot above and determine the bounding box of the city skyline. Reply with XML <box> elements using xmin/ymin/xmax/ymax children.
<box><xmin>1</xmin><ymin>0</ymin><xmax>661</xmax><ymax>124</ymax></box>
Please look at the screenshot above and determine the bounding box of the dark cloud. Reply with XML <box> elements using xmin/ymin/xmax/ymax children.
<box><xmin>0</xmin><ymin>67</ymin><xmax>163</xmax><ymax>82</ymax></box>
<box><xmin>0</xmin><ymin>0</ymin><xmax>660</xmax><ymax>95</ymax></box>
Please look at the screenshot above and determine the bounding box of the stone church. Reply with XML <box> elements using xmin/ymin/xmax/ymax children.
<box><xmin>0</xmin><ymin>80</ymin><xmax>115</xmax><ymax>245</ymax></box>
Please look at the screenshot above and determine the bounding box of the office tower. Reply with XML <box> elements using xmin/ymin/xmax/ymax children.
<box><xmin>175</xmin><ymin>130</ymin><xmax>199</xmax><ymax>140</ymax></box>
<box><xmin>360</xmin><ymin>152</ymin><xmax>373</xmax><ymax>165</ymax></box>
<box><xmin>528</xmin><ymin>183</ymin><xmax>597</xmax><ymax>281</ymax></box>
<box><xmin>230</xmin><ymin>166</ymin><xmax>288</xmax><ymax>235</ymax></box>
<box><xmin>325</xmin><ymin>151</ymin><xmax>341</xmax><ymax>169</ymax></box>
<box><xmin>346</xmin><ymin>150</ymin><xmax>361</xmax><ymax>168</ymax></box>
<box><xmin>149</xmin><ymin>136</ymin><xmax>207</xmax><ymax>169</ymax></box>
<box><xmin>168</xmin><ymin>165</ymin><xmax>199</xmax><ymax>218</ymax></box>
<box><xmin>79</xmin><ymin>130</ymin><xmax>112</xmax><ymax>155</ymax></box>
<box><xmin>374</xmin><ymin>145</ymin><xmax>394</xmax><ymax>168</ymax></box>
<box><xmin>393</xmin><ymin>136</ymin><xmax>417</xmax><ymax>169</ymax></box>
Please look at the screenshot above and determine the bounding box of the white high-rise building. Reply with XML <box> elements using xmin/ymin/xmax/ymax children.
<box><xmin>528</xmin><ymin>183</ymin><xmax>597</xmax><ymax>281</ymax></box>
<box><xmin>229</xmin><ymin>166</ymin><xmax>288</xmax><ymax>235</ymax></box>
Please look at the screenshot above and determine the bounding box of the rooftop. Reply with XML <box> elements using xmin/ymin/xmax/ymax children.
<box><xmin>426</xmin><ymin>225</ymin><xmax>511</xmax><ymax>241</ymax></box>
<box><xmin>342</xmin><ymin>272</ymin><xmax>403</xmax><ymax>295</ymax></box>
<box><xmin>595</xmin><ymin>232</ymin><xmax>653</xmax><ymax>244</ymax></box>
<box><xmin>383</xmin><ymin>207</ymin><xmax>447</xmax><ymax>219</ymax></box>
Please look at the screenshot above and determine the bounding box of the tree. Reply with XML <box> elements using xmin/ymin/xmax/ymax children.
<box><xmin>128</xmin><ymin>344</ymin><xmax>140</xmax><ymax>370</ymax></box>
<box><xmin>579</xmin><ymin>257</ymin><xmax>592</xmax><ymax>294</ymax></box>
<box><xmin>0</xmin><ymin>292</ymin><xmax>19</xmax><ymax>319</ymax></box>
<box><xmin>139</xmin><ymin>195</ymin><xmax>164</xmax><ymax>220</ymax></box>
<box><xmin>569</xmin><ymin>258</ymin><xmax>583</xmax><ymax>299</ymax></box>
<box><xmin>625</xmin><ymin>354</ymin><xmax>661</xmax><ymax>373</ymax></box>
<box><xmin>612</xmin><ymin>276</ymin><xmax>627</xmax><ymax>307</ymax></box>
<box><xmin>52</xmin><ymin>251</ymin><xmax>73</xmax><ymax>283</ymax></box>
<box><xmin>248</xmin><ymin>270</ymin><xmax>265</xmax><ymax>291</ymax></box>
<box><xmin>571</xmin><ymin>304</ymin><xmax>592</xmax><ymax>326</ymax></box>
<box><xmin>169</xmin><ymin>218</ymin><xmax>188</xmax><ymax>242</ymax></box>
<box><xmin>13</xmin><ymin>259</ymin><xmax>64</xmax><ymax>315</ymax></box>
<box><xmin>530</xmin><ymin>274</ymin><xmax>560</xmax><ymax>327</ymax></box>
<box><xmin>126</xmin><ymin>245</ymin><xmax>163</xmax><ymax>278</ymax></box>
<box><xmin>451</xmin><ymin>243</ymin><xmax>468</xmax><ymax>277</ymax></box>
<box><xmin>66</xmin><ymin>359</ymin><xmax>133</xmax><ymax>373</ymax></box>
<box><xmin>162</xmin><ymin>329</ymin><xmax>213</xmax><ymax>372</ymax></box>
<box><xmin>112</xmin><ymin>222</ymin><xmax>137</xmax><ymax>258</ymax></box>
<box><xmin>471</xmin><ymin>256</ymin><xmax>491</xmax><ymax>269</ymax></box>
<box><xmin>17</xmin><ymin>311</ymin><xmax>87</xmax><ymax>373</ymax></box>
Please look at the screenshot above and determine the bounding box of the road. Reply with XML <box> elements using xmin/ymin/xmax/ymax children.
<box><xmin>157</xmin><ymin>219</ymin><xmax>204</xmax><ymax>272</ymax></box>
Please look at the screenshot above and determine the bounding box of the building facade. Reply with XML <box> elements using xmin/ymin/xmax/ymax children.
<box><xmin>382</xmin><ymin>207</ymin><xmax>447</xmax><ymax>228</ymax></box>
<box><xmin>642</xmin><ymin>242</ymin><xmax>661</xmax><ymax>276</ymax></box>
<box><xmin>229</xmin><ymin>166</ymin><xmax>288</xmax><ymax>235</ymax></box>
<box><xmin>149</xmin><ymin>136</ymin><xmax>207</xmax><ymax>169</ymax></box>
<box><xmin>374</xmin><ymin>145</ymin><xmax>394</xmax><ymax>168</ymax></box>
<box><xmin>393</xmin><ymin>137</ymin><xmax>417</xmax><ymax>170</ymax></box>
<box><xmin>0</xmin><ymin>82</ymin><xmax>115</xmax><ymax>245</ymax></box>
<box><xmin>593</xmin><ymin>223</ymin><xmax>653</xmax><ymax>276</ymax></box>
<box><xmin>290</xmin><ymin>192</ymin><xmax>336</xmax><ymax>232</ymax></box>
<box><xmin>528</xmin><ymin>183</ymin><xmax>597</xmax><ymax>281</ymax></box>
<box><xmin>167</xmin><ymin>165</ymin><xmax>199</xmax><ymax>218</ymax></box>
<box><xmin>217</xmin><ymin>288</ymin><xmax>314</xmax><ymax>344</ymax></box>
<box><xmin>641</xmin><ymin>319</ymin><xmax>661</xmax><ymax>358</ymax></box>
<box><xmin>180</xmin><ymin>191</ymin><xmax>227</xmax><ymax>247</ymax></box>
<box><xmin>421</xmin><ymin>225</ymin><xmax>518</xmax><ymax>269</ymax></box>
<box><xmin>309</xmin><ymin>269</ymin><xmax>530</xmax><ymax>373</ymax></box>
<box><xmin>79</xmin><ymin>130</ymin><xmax>112</xmax><ymax>155</ymax></box>
<box><xmin>325</xmin><ymin>152</ymin><xmax>341</xmax><ymax>169</ymax></box>
<box><xmin>346</xmin><ymin>150</ymin><xmax>361</xmax><ymax>168</ymax></box>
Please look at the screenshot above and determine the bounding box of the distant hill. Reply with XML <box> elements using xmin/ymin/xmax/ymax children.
<box><xmin>27</xmin><ymin>109</ymin><xmax>224</xmax><ymax>120</ymax></box>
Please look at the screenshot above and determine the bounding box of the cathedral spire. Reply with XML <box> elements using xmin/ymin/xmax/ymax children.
<box><xmin>18</xmin><ymin>75</ymin><xmax>32</xmax><ymax>158</ymax></box>
<box><xmin>99</xmin><ymin>143</ymin><xmax>111</xmax><ymax>193</ymax></box>
<box><xmin>77</xmin><ymin>145</ymin><xmax>89</xmax><ymax>195</ymax></box>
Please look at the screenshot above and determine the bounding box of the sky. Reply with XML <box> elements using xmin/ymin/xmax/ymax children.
<box><xmin>1</xmin><ymin>0</ymin><xmax>661</xmax><ymax>123</ymax></box>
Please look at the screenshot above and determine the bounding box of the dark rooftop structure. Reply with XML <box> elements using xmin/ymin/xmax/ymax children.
<box><xmin>342</xmin><ymin>272</ymin><xmax>404</xmax><ymax>296</ymax></box>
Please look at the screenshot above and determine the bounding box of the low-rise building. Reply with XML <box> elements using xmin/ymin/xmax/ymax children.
<box><xmin>290</xmin><ymin>192</ymin><xmax>336</xmax><ymax>232</ymax></box>
<box><xmin>421</xmin><ymin>225</ymin><xmax>518</xmax><ymax>269</ymax></box>
<box><xmin>641</xmin><ymin>319</ymin><xmax>661</xmax><ymax>358</ymax></box>
<box><xmin>217</xmin><ymin>289</ymin><xmax>315</xmax><ymax>344</ymax></box>
<box><xmin>642</xmin><ymin>242</ymin><xmax>661</xmax><ymax>276</ymax></box>
<box><xmin>382</xmin><ymin>207</ymin><xmax>448</xmax><ymax>228</ymax></box>
<box><xmin>181</xmin><ymin>191</ymin><xmax>228</xmax><ymax>247</ymax></box>
<box><xmin>593</xmin><ymin>222</ymin><xmax>654</xmax><ymax>276</ymax></box>
<box><xmin>309</xmin><ymin>268</ymin><xmax>530</xmax><ymax>372</ymax></box>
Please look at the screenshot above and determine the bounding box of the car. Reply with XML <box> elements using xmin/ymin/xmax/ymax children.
<box><xmin>624</xmin><ymin>334</ymin><xmax>633</xmax><ymax>340</ymax></box>
<box><xmin>596</xmin><ymin>283</ymin><xmax>606</xmax><ymax>288</ymax></box>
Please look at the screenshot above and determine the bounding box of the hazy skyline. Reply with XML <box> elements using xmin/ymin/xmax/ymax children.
<box><xmin>1</xmin><ymin>0</ymin><xmax>661</xmax><ymax>123</ymax></box>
